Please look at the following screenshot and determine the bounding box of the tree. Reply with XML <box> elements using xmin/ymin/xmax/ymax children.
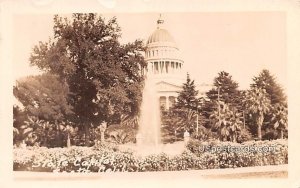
<box><xmin>227</xmin><ymin>108</ymin><xmax>243</xmax><ymax>142</ymax></box>
<box><xmin>252</xmin><ymin>69</ymin><xmax>286</xmax><ymax>105</ymax></box>
<box><xmin>59</xmin><ymin>121</ymin><xmax>78</xmax><ymax>147</ymax></box>
<box><xmin>175</xmin><ymin>73</ymin><xmax>200</xmax><ymax>111</ymax></box>
<box><xmin>161</xmin><ymin>108</ymin><xmax>185</xmax><ymax>143</ymax></box>
<box><xmin>209</xmin><ymin>101</ymin><xmax>230</xmax><ymax>141</ymax></box>
<box><xmin>203</xmin><ymin>71</ymin><xmax>243</xmax><ymax>131</ymax></box>
<box><xmin>160</xmin><ymin>73</ymin><xmax>203</xmax><ymax>142</ymax></box>
<box><xmin>13</xmin><ymin>74</ymin><xmax>74</xmax><ymax>147</ymax></box>
<box><xmin>271</xmin><ymin>104</ymin><xmax>288</xmax><ymax>139</ymax></box>
<box><xmin>29</xmin><ymin>13</ymin><xmax>145</xmax><ymax>145</ymax></box>
<box><xmin>209</xmin><ymin>101</ymin><xmax>243</xmax><ymax>142</ymax></box>
<box><xmin>19</xmin><ymin>116</ymin><xmax>47</xmax><ymax>146</ymax></box>
<box><xmin>13</xmin><ymin>74</ymin><xmax>73</xmax><ymax>123</ymax></box>
<box><xmin>172</xmin><ymin>73</ymin><xmax>201</xmax><ymax>133</ymax></box>
<box><xmin>206</xmin><ymin>71</ymin><xmax>242</xmax><ymax>108</ymax></box>
<box><xmin>251</xmin><ymin>69</ymin><xmax>287</xmax><ymax>139</ymax></box>
<box><xmin>244</xmin><ymin>87</ymin><xmax>271</xmax><ymax>140</ymax></box>
<box><xmin>13</xmin><ymin>105</ymin><xmax>27</xmax><ymax>145</ymax></box>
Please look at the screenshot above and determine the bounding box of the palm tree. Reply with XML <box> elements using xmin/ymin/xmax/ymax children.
<box><xmin>171</xmin><ymin>106</ymin><xmax>200</xmax><ymax>133</ymax></box>
<box><xmin>120</xmin><ymin>114</ymin><xmax>139</xmax><ymax>129</ymax></box>
<box><xmin>244</xmin><ymin>87</ymin><xmax>271</xmax><ymax>140</ymax></box>
<box><xmin>13</xmin><ymin>127</ymin><xmax>20</xmax><ymax>146</ymax></box>
<box><xmin>65</xmin><ymin>125</ymin><xmax>77</xmax><ymax>147</ymax></box>
<box><xmin>20</xmin><ymin>116</ymin><xmax>57</xmax><ymax>147</ymax></box>
<box><xmin>228</xmin><ymin>109</ymin><xmax>243</xmax><ymax>142</ymax></box>
<box><xmin>210</xmin><ymin>101</ymin><xmax>231</xmax><ymax>141</ymax></box>
<box><xmin>271</xmin><ymin>104</ymin><xmax>288</xmax><ymax>139</ymax></box>
<box><xmin>94</xmin><ymin>122</ymin><xmax>107</xmax><ymax>143</ymax></box>
<box><xmin>20</xmin><ymin>116</ymin><xmax>46</xmax><ymax>146</ymax></box>
<box><xmin>40</xmin><ymin>121</ymin><xmax>54</xmax><ymax>147</ymax></box>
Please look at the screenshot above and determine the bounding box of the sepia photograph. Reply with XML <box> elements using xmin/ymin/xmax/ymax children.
<box><xmin>1</xmin><ymin>0</ymin><xmax>300</xmax><ymax>188</ymax></box>
<box><xmin>12</xmin><ymin>11</ymin><xmax>288</xmax><ymax>174</ymax></box>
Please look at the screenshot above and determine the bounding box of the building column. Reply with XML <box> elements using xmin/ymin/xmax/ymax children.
<box><xmin>165</xmin><ymin>61</ymin><xmax>169</xmax><ymax>73</ymax></box>
<box><xmin>159</xmin><ymin>61</ymin><xmax>162</xmax><ymax>74</ymax></box>
<box><xmin>172</xmin><ymin>62</ymin><xmax>174</xmax><ymax>74</ymax></box>
<box><xmin>151</xmin><ymin>62</ymin><xmax>153</xmax><ymax>73</ymax></box>
<box><xmin>165</xmin><ymin>95</ymin><xmax>169</xmax><ymax>110</ymax></box>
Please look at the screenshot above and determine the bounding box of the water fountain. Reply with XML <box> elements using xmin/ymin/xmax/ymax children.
<box><xmin>118</xmin><ymin>73</ymin><xmax>185</xmax><ymax>156</ymax></box>
<box><xmin>138</xmin><ymin>74</ymin><xmax>161</xmax><ymax>143</ymax></box>
<box><xmin>135</xmin><ymin>73</ymin><xmax>185</xmax><ymax>156</ymax></box>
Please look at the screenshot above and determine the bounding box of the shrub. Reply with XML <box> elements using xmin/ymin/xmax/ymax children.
<box><xmin>236</xmin><ymin>128</ymin><xmax>253</xmax><ymax>143</ymax></box>
<box><xmin>186</xmin><ymin>139</ymin><xmax>288</xmax><ymax>168</ymax></box>
<box><xmin>13</xmin><ymin>139</ymin><xmax>288</xmax><ymax>172</ymax></box>
<box><xmin>105</xmin><ymin>124</ymin><xmax>138</xmax><ymax>144</ymax></box>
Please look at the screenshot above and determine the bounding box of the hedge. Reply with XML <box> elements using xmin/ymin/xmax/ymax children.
<box><xmin>13</xmin><ymin>139</ymin><xmax>288</xmax><ymax>172</ymax></box>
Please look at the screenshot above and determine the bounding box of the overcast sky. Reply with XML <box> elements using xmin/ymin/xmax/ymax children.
<box><xmin>13</xmin><ymin>12</ymin><xmax>286</xmax><ymax>90</ymax></box>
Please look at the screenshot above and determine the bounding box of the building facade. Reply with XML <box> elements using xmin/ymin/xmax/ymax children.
<box><xmin>145</xmin><ymin>16</ymin><xmax>185</xmax><ymax>109</ymax></box>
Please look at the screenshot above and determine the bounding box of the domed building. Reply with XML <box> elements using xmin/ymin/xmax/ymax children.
<box><xmin>144</xmin><ymin>16</ymin><xmax>185</xmax><ymax>109</ymax></box>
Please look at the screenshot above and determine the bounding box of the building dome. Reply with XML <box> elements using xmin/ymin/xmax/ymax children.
<box><xmin>146</xmin><ymin>18</ymin><xmax>177</xmax><ymax>48</ymax></box>
<box><xmin>144</xmin><ymin>15</ymin><xmax>185</xmax><ymax>110</ymax></box>
<box><xmin>144</xmin><ymin>15</ymin><xmax>184</xmax><ymax>79</ymax></box>
<box><xmin>147</xmin><ymin>28</ymin><xmax>176</xmax><ymax>45</ymax></box>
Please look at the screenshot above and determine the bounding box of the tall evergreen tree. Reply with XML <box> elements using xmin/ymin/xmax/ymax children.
<box><xmin>206</xmin><ymin>71</ymin><xmax>242</xmax><ymax>108</ymax></box>
<box><xmin>250</xmin><ymin>69</ymin><xmax>287</xmax><ymax>140</ymax></box>
<box><xmin>175</xmin><ymin>73</ymin><xmax>200</xmax><ymax>111</ymax></box>
<box><xmin>162</xmin><ymin>73</ymin><xmax>201</xmax><ymax>138</ymax></box>
<box><xmin>251</xmin><ymin>69</ymin><xmax>286</xmax><ymax>105</ymax></box>
<box><xmin>173</xmin><ymin>73</ymin><xmax>201</xmax><ymax>133</ymax></box>
<box><xmin>203</xmin><ymin>71</ymin><xmax>243</xmax><ymax>130</ymax></box>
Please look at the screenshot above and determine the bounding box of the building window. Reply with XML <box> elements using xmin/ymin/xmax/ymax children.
<box><xmin>159</xmin><ymin>96</ymin><xmax>166</xmax><ymax>109</ymax></box>
<box><xmin>169</xmin><ymin>96</ymin><xmax>176</xmax><ymax>108</ymax></box>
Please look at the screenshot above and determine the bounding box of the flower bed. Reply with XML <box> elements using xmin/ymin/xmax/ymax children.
<box><xmin>13</xmin><ymin>140</ymin><xmax>288</xmax><ymax>172</ymax></box>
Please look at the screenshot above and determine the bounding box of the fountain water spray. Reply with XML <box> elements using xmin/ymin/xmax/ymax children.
<box><xmin>138</xmin><ymin>73</ymin><xmax>161</xmax><ymax>147</ymax></box>
<box><xmin>132</xmin><ymin>73</ymin><xmax>185</xmax><ymax>156</ymax></box>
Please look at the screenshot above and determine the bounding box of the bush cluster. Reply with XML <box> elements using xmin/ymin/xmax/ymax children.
<box><xmin>186</xmin><ymin>139</ymin><xmax>288</xmax><ymax>168</ymax></box>
<box><xmin>14</xmin><ymin>139</ymin><xmax>287</xmax><ymax>172</ymax></box>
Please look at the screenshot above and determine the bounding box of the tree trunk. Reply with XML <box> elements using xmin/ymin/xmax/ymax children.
<box><xmin>257</xmin><ymin>113</ymin><xmax>264</xmax><ymax>140</ymax></box>
<box><xmin>84</xmin><ymin>124</ymin><xmax>90</xmax><ymax>146</ymax></box>
<box><xmin>243</xmin><ymin>111</ymin><xmax>246</xmax><ymax>129</ymax></box>
<box><xmin>232</xmin><ymin>133</ymin><xmax>237</xmax><ymax>143</ymax></box>
<box><xmin>44</xmin><ymin>130</ymin><xmax>48</xmax><ymax>147</ymax></box>
<box><xmin>67</xmin><ymin>133</ymin><xmax>71</xmax><ymax>148</ymax></box>
<box><xmin>281</xmin><ymin>130</ymin><xmax>284</xmax><ymax>139</ymax></box>
<box><xmin>56</xmin><ymin>123</ymin><xmax>63</xmax><ymax>147</ymax></box>
<box><xmin>257</xmin><ymin>124</ymin><xmax>262</xmax><ymax>140</ymax></box>
<box><xmin>20</xmin><ymin>140</ymin><xmax>26</xmax><ymax>149</ymax></box>
<box><xmin>101</xmin><ymin>131</ymin><xmax>105</xmax><ymax>143</ymax></box>
<box><xmin>99</xmin><ymin>122</ymin><xmax>107</xmax><ymax>143</ymax></box>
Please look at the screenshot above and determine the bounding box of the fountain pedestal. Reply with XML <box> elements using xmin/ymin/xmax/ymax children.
<box><xmin>184</xmin><ymin>130</ymin><xmax>190</xmax><ymax>145</ymax></box>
